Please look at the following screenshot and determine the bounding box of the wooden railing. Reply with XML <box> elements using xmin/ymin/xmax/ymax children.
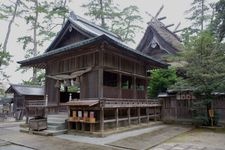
<box><xmin>26</xmin><ymin>100</ymin><xmax>46</xmax><ymax>108</ymax></box>
<box><xmin>100</xmin><ymin>98</ymin><xmax>161</xmax><ymax>108</ymax></box>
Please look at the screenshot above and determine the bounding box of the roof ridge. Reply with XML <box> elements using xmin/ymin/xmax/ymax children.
<box><xmin>10</xmin><ymin>84</ymin><xmax>43</xmax><ymax>88</ymax></box>
<box><xmin>149</xmin><ymin>21</ymin><xmax>181</xmax><ymax>41</ymax></box>
<box><xmin>69</xmin><ymin>14</ymin><xmax>121</xmax><ymax>40</ymax></box>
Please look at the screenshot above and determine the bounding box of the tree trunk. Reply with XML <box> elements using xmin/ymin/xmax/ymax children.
<box><xmin>32</xmin><ymin>0</ymin><xmax>38</xmax><ymax>82</ymax></box>
<box><xmin>61</xmin><ymin>0</ymin><xmax>67</xmax><ymax>27</ymax></box>
<box><xmin>2</xmin><ymin>0</ymin><xmax>20</xmax><ymax>52</ymax></box>
<box><xmin>201</xmin><ymin>0</ymin><xmax>204</xmax><ymax>31</ymax></box>
<box><xmin>99</xmin><ymin>0</ymin><xmax>106</xmax><ymax>29</ymax></box>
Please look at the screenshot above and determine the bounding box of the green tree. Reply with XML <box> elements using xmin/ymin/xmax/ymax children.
<box><xmin>211</xmin><ymin>0</ymin><xmax>225</xmax><ymax>42</ymax></box>
<box><xmin>186</xmin><ymin>0</ymin><xmax>211</xmax><ymax>32</ymax></box>
<box><xmin>82</xmin><ymin>0</ymin><xmax>143</xmax><ymax>44</ymax></box>
<box><xmin>175</xmin><ymin>31</ymin><xmax>225</xmax><ymax>125</ymax></box>
<box><xmin>0</xmin><ymin>45</ymin><xmax>11</xmax><ymax>81</ymax></box>
<box><xmin>0</xmin><ymin>0</ymin><xmax>23</xmax><ymax>52</ymax></box>
<box><xmin>148</xmin><ymin>68</ymin><xmax>177</xmax><ymax>98</ymax></box>
<box><xmin>82</xmin><ymin>0</ymin><xmax>119</xmax><ymax>29</ymax></box>
<box><xmin>18</xmin><ymin>0</ymin><xmax>69</xmax><ymax>85</ymax></box>
<box><xmin>111</xmin><ymin>5</ymin><xmax>143</xmax><ymax>44</ymax></box>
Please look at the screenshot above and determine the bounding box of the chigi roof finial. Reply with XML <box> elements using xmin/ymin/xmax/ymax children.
<box><xmin>69</xmin><ymin>11</ymin><xmax>77</xmax><ymax>20</ymax></box>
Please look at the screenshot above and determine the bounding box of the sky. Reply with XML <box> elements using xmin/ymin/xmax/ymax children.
<box><xmin>0</xmin><ymin>0</ymin><xmax>218</xmax><ymax>88</ymax></box>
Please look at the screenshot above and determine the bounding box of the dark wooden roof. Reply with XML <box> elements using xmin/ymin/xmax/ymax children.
<box><xmin>136</xmin><ymin>20</ymin><xmax>183</xmax><ymax>60</ymax></box>
<box><xmin>18</xmin><ymin>12</ymin><xmax>168</xmax><ymax>68</ymax></box>
<box><xmin>46</xmin><ymin>11</ymin><xmax>122</xmax><ymax>52</ymax></box>
<box><xmin>6</xmin><ymin>84</ymin><xmax>44</xmax><ymax>96</ymax></box>
<box><xmin>18</xmin><ymin>35</ymin><xmax>168</xmax><ymax>68</ymax></box>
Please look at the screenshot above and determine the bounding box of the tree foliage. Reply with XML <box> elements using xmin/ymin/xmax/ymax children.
<box><xmin>82</xmin><ymin>0</ymin><xmax>143</xmax><ymax>44</ymax></box>
<box><xmin>111</xmin><ymin>5</ymin><xmax>143</xmax><ymax>44</ymax></box>
<box><xmin>174</xmin><ymin>31</ymin><xmax>225</xmax><ymax>125</ymax></box>
<box><xmin>148</xmin><ymin>68</ymin><xmax>177</xmax><ymax>98</ymax></box>
<box><xmin>186</xmin><ymin>0</ymin><xmax>211</xmax><ymax>32</ymax></box>
<box><xmin>17</xmin><ymin>0</ymin><xmax>69</xmax><ymax>85</ymax></box>
<box><xmin>211</xmin><ymin>0</ymin><xmax>225</xmax><ymax>42</ymax></box>
<box><xmin>180</xmin><ymin>31</ymin><xmax>225</xmax><ymax>93</ymax></box>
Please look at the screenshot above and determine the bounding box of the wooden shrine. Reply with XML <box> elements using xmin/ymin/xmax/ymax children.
<box><xmin>18</xmin><ymin>12</ymin><xmax>167</xmax><ymax>132</ymax></box>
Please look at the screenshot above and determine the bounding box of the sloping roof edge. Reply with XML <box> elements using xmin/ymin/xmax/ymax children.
<box><xmin>18</xmin><ymin>35</ymin><xmax>168</xmax><ymax>68</ymax></box>
<box><xmin>5</xmin><ymin>84</ymin><xmax>44</xmax><ymax>96</ymax></box>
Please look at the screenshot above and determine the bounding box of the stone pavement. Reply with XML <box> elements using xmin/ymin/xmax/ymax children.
<box><xmin>0</xmin><ymin>128</ymin><xmax>118</xmax><ymax>150</ymax></box>
<box><xmin>1</xmin><ymin>121</ymin><xmax>225</xmax><ymax>150</ymax></box>
<box><xmin>151</xmin><ymin>143</ymin><xmax>224</xmax><ymax>150</ymax></box>
<box><xmin>107</xmin><ymin>125</ymin><xmax>192</xmax><ymax>150</ymax></box>
<box><xmin>56</xmin><ymin>124</ymin><xmax>169</xmax><ymax>145</ymax></box>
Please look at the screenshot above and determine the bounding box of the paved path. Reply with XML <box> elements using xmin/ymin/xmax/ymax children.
<box><xmin>0</xmin><ymin>127</ymin><xmax>118</xmax><ymax>150</ymax></box>
<box><xmin>151</xmin><ymin>143</ymin><xmax>224</xmax><ymax>150</ymax></box>
<box><xmin>107</xmin><ymin>125</ymin><xmax>192</xmax><ymax>150</ymax></box>
<box><xmin>56</xmin><ymin>124</ymin><xmax>168</xmax><ymax>145</ymax></box>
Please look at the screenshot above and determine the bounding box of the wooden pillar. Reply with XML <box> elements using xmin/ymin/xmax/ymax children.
<box><xmin>154</xmin><ymin>107</ymin><xmax>156</xmax><ymax>121</ymax></box>
<box><xmin>128</xmin><ymin>107</ymin><xmax>131</xmax><ymax>125</ymax></box>
<box><xmin>98</xmin><ymin>68</ymin><xmax>103</xmax><ymax>98</ymax></box>
<box><xmin>115</xmin><ymin>108</ymin><xmax>119</xmax><ymax>128</ymax></box>
<box><xmin>100</xmin><ymin>108</ymin><xmax>104</xmax><ymax>132</ymax></box>
<box><xmin>25</xmin><ymin>108</ymin><xmax>29</xmax><ymax>124</ymax></box>
<box><xmin>138</xmin><ymin>107</ymin><xmax>141</xmax><ymax>124</ymax></box>
<box><xmin>98</xmin><ymin>43</ymin><xmax>104</xmax><ymax>99</ymax></box>
<box><xmin>133</xmin><ymin>76</ymin><xmax>137</xmax><ymax>99</ymax></box>
<box><xmin>146</xmin><ymin>108</ymin><xmax>149</xmax><ymax>123</ymax></box>
<box><xmin>144</xmin><ymin>78</ymin><xmax>148</xmax><ymax>99</ymax></box>
<box><xmin>118</xmin><ymin>73</ymin><xmax>122</xmax><ymax>98</ymax></box>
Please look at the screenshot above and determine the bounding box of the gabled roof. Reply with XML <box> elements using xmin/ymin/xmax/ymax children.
<box><xmin>46</xmin><ymin>12</ymin><xmax>122</xmax><ymax>52</ymax></box>
<box><xmin>6</xmin><ymin>84</ymin><xmax>44</xmax><ymax>96</ymax></box>
<box><xmin>18</xmin><ymin>35</ymin><xmax>168</xmax><ymax>68</ymax></box>
<box><xmin>136</xmin><ymin>20</ymin><xmax>183</xmax><ymax>59</ymax></box>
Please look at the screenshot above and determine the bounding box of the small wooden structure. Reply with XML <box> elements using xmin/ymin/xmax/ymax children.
<box><xmin>159</xmin><ymin>90</ymin><xmax>225</xmax><ymax>124</ymax></box>
<box><xmin>5</xmin><ymin>84</ymin><xmax>44</xmax><ymax>120</ymax></box>
<box><xmin>18</xmin><ymin>12</ymin><xmax>167</xmax><ymax>132</ymax></box>
<box><xmin>159</xmin><ymin>90</ymin><xmax>195</xmax><ymax>123</ymax></box>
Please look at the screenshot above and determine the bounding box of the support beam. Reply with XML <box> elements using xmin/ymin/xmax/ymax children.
<box><xmin>98</xmin><ymin>68</ymin><xmax>103</xmax><ymax>98</ymax></box>
<box><xmin>128</xmin><ymin>108</ymin><xmax>131</xmax><ymax>125</ymax></box>
<box><xmin>146</xmin><ymin>108</ymin><xmax>149</xmax><ymax>123</ymax></box>
<box><xmin>154</xmin><ymin>107</ymin><xmax>157</xmax><ymax>121</ymax></box>
<box><xmin>119</xmin><ymin>73</ymin><xmax>122</xmax><ymax>98</ymax></box>
<box><xmin>115</xmin><ymin>108</ymin><xmax>119</xmax><ymax>128</ymax></box>
<box><xmin>100</xmin><ymin>108</ymin><xmax>104</xmax><ymax>132</ymax></box>
<box><xmin>138</xmin><ymin>107</ymin><xmax>141</xmax><ymax>124</ymax></box>
<box><xmin>133</xmin><ymin>76</ymin><xmax>137</xmax><ymax>99</ymax></box>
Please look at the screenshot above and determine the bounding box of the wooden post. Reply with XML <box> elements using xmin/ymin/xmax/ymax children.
<box><xmin>98</xmin><ymin>43</ymin><xmax>104</xmax><ymax>99</ymax></box>
<box><xmin>119</xmin><ymin>73</ymin><xmax>122</xmax><ymax>98</ymax></box>
<box><xmin>133</xmin><ymin>76</ymin><xmax>137</xmax><ymax>99</ymax></box>
<box><xmin>100</xmin><ymin>108</ymin><xmax>104</xmax><ymax>132</ymax></box>
<box><xmin>98</xmin><ymin>68</ymin><xmax>103</xmax><ymax>98</ymax></box>
<box><xmin>115</xmin><ymin>108</ymin><xmax>119</xmax><ymax>128</ymax></box>
<box><xmin>154</xmin><ymin>107</ymin><xmax>157</xmax><ymax>121</ymax></box>
<box><xmin>138</xmin><ymin>107</ymin><xmax>141</xmax><ymax>124</ymax></box>
<box><xmin>128</xmin><ymin>107</ymin><xmax>131</xmax><ymax>125</ymax></box>
<box><xmin>146</xmin><ymin>108</ymin><xmax>149</xmax><ymax>123</ymax></box>
<box><xmin>25</xmin><ymin>108</ymin><xmax>29</xmax><ymax>124</ymax></box>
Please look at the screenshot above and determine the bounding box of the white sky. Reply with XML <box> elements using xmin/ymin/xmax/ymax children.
<box><xmin>0</xmin><ymin>0</ymin><xmax>218</xmax><ymax>87</ymax></box>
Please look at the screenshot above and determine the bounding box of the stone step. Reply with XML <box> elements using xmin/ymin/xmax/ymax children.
<box><xmin>20</xmin><ymin>128</ymin><xmax>67</xmax><ymax>136</ymax></box>
<box><xmin>47</xmin><ymin>124</ymin><xmax>66</xmax><ymax>130</ymax></box>
<box><xmin>47</xmin><ymin>121</ymin><xmax>66</xmax><ymax>126</ymax></box>
<box><xmin>47</xmin><ymin>118</ymin><xmax>66</xmax><ymax>123</ymax></box>
<box><xmin>47</xmin><ymin>114</ymin><xmax>68</xmax><ymax>119</ymax></box>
